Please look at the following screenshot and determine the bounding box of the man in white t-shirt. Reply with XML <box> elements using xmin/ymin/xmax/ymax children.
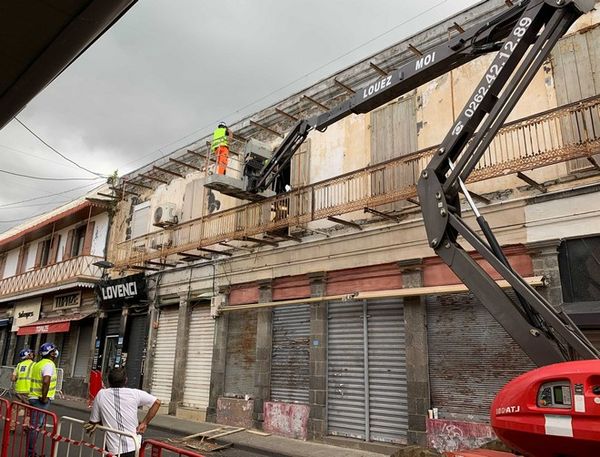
<box><xmin>88</xmin><ymin>367</ymin><xmax>161</xmax><ymax>457</ymax></box>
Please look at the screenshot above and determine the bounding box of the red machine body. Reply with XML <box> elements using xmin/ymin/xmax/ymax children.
<box><xmin>491</xmin><ymin>360</ymin><xmax>600</xmax><ymax>457</ymax></box>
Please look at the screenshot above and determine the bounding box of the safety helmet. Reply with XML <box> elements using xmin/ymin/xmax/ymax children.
<box><xmin>218</xmin><ymin>121</ymin><xmax>227</xmax><ymax>128</ymax></box>
<box><xmin>19</xmin><ymin>348</ymin><xmax>33</xmax><ymax>360</ymax></box>
<box><xmin>39</xmin><ymin>342</ymin><xmax>57</xmax><ymax>357</ymax></box>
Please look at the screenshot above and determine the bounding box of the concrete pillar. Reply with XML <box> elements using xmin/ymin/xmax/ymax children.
<box><xmin>527</xmin><ymin>240</ymin><xmax>563</xmax><ymax>310</ymax></box>
<box><xmin>5</xmin><ymin>331</ymin><xmax>17</xmax><ymax>365</ymax></box>
<box><xmin>307</xmin><ymin>272</ymin><xmax>327</xmax><ymax>440</ymax></box>
<box><xmin>86</xmin><ymin>313</ymin><xmax>100</xmax><ymax>383</ymax></box>
<box><xmin>253</xmin><ymin>280</ymin><xmax>273</xmax><ymax>428</ymax></box>
<box><xmin>207</xmin><ymin>289</ymin><xmax>230</xmax><ymax>423</ymax></box>
<box><xmin>142</xmin><ymin>306</ymin><xmax>158</xmax><ymax>392</ymax></box>
<box><xmin>400</xmin><ymin>260</ymin><xmax>430</xmax><ymax>446</ymax></box>
<box><xmin>169</xmin><ymin>294</ymin><xmax>191</xmax><ymax>415</ymax></box>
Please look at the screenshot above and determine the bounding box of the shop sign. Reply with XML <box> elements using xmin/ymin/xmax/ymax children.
<box><xmin>53</xmin><ymin>291</ymin><xmax>81</xmax><ymax>310</ymax></box>
<box><xmin>11</xmin><ymin>298</ymin><xmax>41</xmax><ymax>332</ymax></box>
<box><xmin>98</xmin><ymin>273</ymin><xmax>147</xmax><ymax>306</ymax></box>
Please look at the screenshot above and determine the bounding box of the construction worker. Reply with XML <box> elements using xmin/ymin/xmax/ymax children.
<box><xmin>27</xmin><ymin>343</ymin><xmax>60</xmax><ymax>456</ymax></box>
<box><xmin>12</xmin><ymin>348</ymin><xmax>34</xmax><ymax>402</ymax></box>
<box><xmin>212</xmin><ymin>121</ymin><xmax>233</xmax><ymax>175</ymax></box>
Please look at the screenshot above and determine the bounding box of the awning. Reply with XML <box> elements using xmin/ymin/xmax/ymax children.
<box><xmin>17</xmin><ymin>313</ymin><xmax>93</xmax><ymax>336</ymax></box>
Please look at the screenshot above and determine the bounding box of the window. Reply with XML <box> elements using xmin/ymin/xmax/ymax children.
<box><xmin>130</xmin><ymin>202</ymin><xmax>150</xmax><ymax>239</ymax></box>
<box><xmin>558</xmin><ymin>236</ymin><xmax>600</xmax><ymax>304</ymax></box>
<box><xmin>71</xmin><ymin>225</ymin><xmax>87</xmax><ymax>257</ymax></box>
<box><xmin>39</xmin><ymin>239</ymin><xmax>51</xmax><ymax>267</ymax></box>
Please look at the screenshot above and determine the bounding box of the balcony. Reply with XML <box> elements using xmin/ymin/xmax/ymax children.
<box><xmin>0</xmin><ymin>255</ymin><xmax>103</xmax><ymax>299</ymax></box>
<box><xmin>113</xmin><ymin>95</ymin><xmax>600</xmax><ymax>268</ymax></box>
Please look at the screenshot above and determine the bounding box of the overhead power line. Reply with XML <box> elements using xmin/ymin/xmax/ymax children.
<box><xmin>0</xmin><ymin>168</ymin><xmax>100</xmax><ymax>181</ymax></box>
<box><xmin>0</xmin><ymin>182</ymin><xmax>101</xmax><ymax>208</ymax></box>
<box><xmin>14</xmin><ymin>117</ymin><xmax>107</xmax><ymax>178</ymax></box>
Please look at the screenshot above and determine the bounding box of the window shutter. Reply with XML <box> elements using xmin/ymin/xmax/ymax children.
<box><xmin>34</xmin><ymin>242</ymin><xmax>44</xmax><ymax>268</ymax></box>
<box><xmin>0</xmin><ymin>255</ymin><xmax>6</xmax><ymax>280</ymax></box>
<box><xmin>83</xmin><ymin>221</ymin><xmax>96</xmax><ymax>255</ymax></box>
<box><xmin>64</xmin><ymin>230</ymin><xmax>75</xmax><ymax>260</ymax></box>
<box><xmin>16</xmin><ymin>244</ymin><xmax>29</xmax><ymax>274</ymax></box>
<box><xmin>49</xmin><ymin>235</ymin><xmax>60</xmax><ymax>264</ymax></box>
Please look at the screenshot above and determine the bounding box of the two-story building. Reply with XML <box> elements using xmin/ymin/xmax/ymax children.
<box><xmin>0</xmin><ymin>192</ymin><xmax>110</xmax><ymax>398</ymax></box>
<box><xmin>105</xmin><ymin>0</ymin><xmax>600</xmax><ymax>453</ymax></box>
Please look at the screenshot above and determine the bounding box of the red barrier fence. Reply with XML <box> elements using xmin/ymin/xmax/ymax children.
<box><xmin>141</xmin><ymin>439</ymin><xmax>206</xmax><ymax>457</ymax></box>
<box><xmin>0</xmin><ymin>398</ymin><xmax>10</xmax><ymax>451</ymax></box>
<box><xmin>2</xmin><ymin>401</ymin><xmax>58</xmax><ymax>457</ymax></box>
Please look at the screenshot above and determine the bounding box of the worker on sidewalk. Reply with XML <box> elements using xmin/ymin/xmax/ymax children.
<box><xmin>27</xmin><ymin>342</ymin><xmax>59</xmax><ymax>456</ymax></box>
<box><xmin>13</xmin><ymin>348</ymin><xmax>34</xmax><ymax>402</ymax></box>
<box><xmin>212</xmin><ymin>121</ymin><xmax>233</xmax><ymax>175</ymax></box>
<box><xmin>86</xmin><ymin>366</ymin><xmax>161</xmax><ymax>457</ymax></box>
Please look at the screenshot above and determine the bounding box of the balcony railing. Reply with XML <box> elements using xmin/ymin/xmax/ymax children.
<box><xmin>0</xmin><ymin>255</ymin><xmax>103</xmax><ymax>298</ymax></box>
<box><xmin>113</xmin><ymin>95</ymin><xmax>600</xmax><ymax>268</ymax></box>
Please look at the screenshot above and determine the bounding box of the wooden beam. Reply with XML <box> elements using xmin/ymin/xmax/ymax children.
<box><xmin>97</xmin><ymin>192</ymin><xmax>119</xmax><ymax>199</ymax></box>
<box><xmin>130</xmin><ymin>265</ymin><xmax>160</xmax><ymax>271</ymax></box>
<box><xmin>327</xmin><ymin>216</ymin><xmax>362</xmax><ymax>230</ymax></box>
<box><xmin>177</xmin><ymin>252</ymin><xmax>209</xmax><ymax>261</ymax></box>
<box><xmin>587</xmin><ymin>156</ymin><xmax>600</xmax><ymax>170</ymax></box>
<box><xmin>242</xmin><ymin>236</ymin><xmax>279</xmax><ymax>247</ymax></box>
<box><xmin>406</xmin><ymin>197</ymin><xmax>420</xmax><ymax>206</ymax></box>
<box><xmin>303</xmin><ymin>94</ymin><xmax>329</xmax><ymax>111</ymax></box>
<box><xmin>407</xmin><ymin>44</ymin><xmax>423</xmax><ymax>57</ymax></box>
<box><xmin>265</xmin><ymin>233</ymin><xmax>301</xmax><ymax>242</ymax></box>
<box><xmin>334</xmin><ymin>78</ymin><xmax>356</xmax><ymax>94</ymax></box>
<box><xmin>186</xmin><ymin>149</ymin><xmax>205</xmax><ymax>159</ymax></box>
<box><xmin>110</xmin><ymin>186</ymin><xmax>139</xmax><ymax>197</ymax></box>
<box><xmin>364</xmin><ymin>207</ymin><xmax>402</xmax><ymax>222</ymax></box>
<box><xmin>218</xmin><ymin>242</ymin><xmax>254</xmax><ymax>252</ymax></box>
<box><xmin>517</xmin><ymin>171</ymin><xmax>547</xmax><ymax>193</ymax></box>
<box><xmin>154</xmin><ymin>165</ymin><xmax>183</xmax><ymax>178</ymax></box>
<box><xmin>369</xmin><ymin>61</ymin><xmax>388</xmax><ymax>76</ymax></box>
<box><xmin>139</xmin><ymin>173</ymin><xmax>168</xmax><ymax>184</ymax></box>
<box><xmin>467</xmin><ymin>190</ymin><xmax>491</xmax><ymax>205</ymax></box>
<box><xmin>125</xmin><ymin>180</ymin><xmax>153</xmax><ymax>190</ymax></box>
<box><xmin>169</xmin><ymin>157</ymin><xmax>200</xmax><ymax>171</ymax></box>
<box><xmin>275</xmin><ymin>108</ymin><xmax>299</xmax><ymax>122</ymax></box>
<box><xmin>146</xmin><ymin>260</ymin><xmax>177</xmax><ymax>268</ymax></box>
<box><xmin>198</xmin><ymin>247</ymin><xmax>233</xmax><ymax>257</ymax></box>
<box><xmin>250</xmin><ymin>120</ymin><xmax>284</xmax><ymax>138</ymax></box>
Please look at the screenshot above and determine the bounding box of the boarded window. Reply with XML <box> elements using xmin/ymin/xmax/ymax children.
<box><xmin>551</xmin><ymin>27</ymin><xmax>600</xmax><ymax>173</ymax></box>
<box><xmin>370</xmin><ymin>96</ymin><xmax>417</xmax><ymax>212</ymax></box>
<box><xmin>130</xmin><ymin>202</ymin><xmax>151</xmax><ymax>239</ymax></box>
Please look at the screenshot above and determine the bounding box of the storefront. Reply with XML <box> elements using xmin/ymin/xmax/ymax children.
<box><xmin>96</xmin><ymin>273</ymin><xmax>148</xmax><ymax>388</ymax></box>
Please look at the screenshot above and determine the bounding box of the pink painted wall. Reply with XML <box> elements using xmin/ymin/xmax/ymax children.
<box><xmin>427</xmin><ymin>418</ymin><xmax>497</xmax><ymax>453</ymax></box>
<box><xmin>263</xmin><ymin>401</ymin><xmax>310</xmax><ymax>440</ymax></box>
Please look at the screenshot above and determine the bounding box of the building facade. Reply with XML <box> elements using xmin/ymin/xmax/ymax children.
<box><xmin>0</xmin><ymin>195</ymin><xmax>110</xmax><ymax>398</ymax></box>
<box><xmin>103</xmin><ymin>0</ymin><xmax>600</xmax><ymax>452</ymax></box>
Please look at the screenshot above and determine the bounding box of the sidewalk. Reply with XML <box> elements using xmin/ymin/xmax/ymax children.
<box><xmin>54</xmin><ymin>397</ymin><xmax>394</xmax><ymax>457</ymax></box>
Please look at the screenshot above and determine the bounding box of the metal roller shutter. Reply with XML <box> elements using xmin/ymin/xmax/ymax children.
<box><xmin>224</xmin><ymin>310</ymin><xmax>257</xmax><ymax>397</ymax></box>
<box><xmin>271</xmin><ymin>305</ymin><xmax>310</xmax><ymax>403</ymax></box>
<box><xmin>182</xmin><ymin>304</ymin><xmax>214</xmax><ymax>408</ymax></box>
<box><xmin>125</xmin><ymin>315</ymin><xmax>148</xmax><ymax>389</ymax></box>
<box><xmin>427</xmin><ymin>293</ymin><xmax>536</xmax><ymax>421</ymax></box>
<box><xmin>73</xmin><ymin>320</ymin><xmax>94</xmax><ymax>377</ymax></box>
<box><xmin>105</xmin><ymin>312</ymin><xmax>121</xmax><ymax>336</ymax></box>
<box><xmin>150</xmin><ymin>307</ymin><xmax>178</xmax><ymax>402</ymax></box>
<box><xmin>327</xmin><ymin>299</ymin><xmax>408</xmax><ymax>443</ymax></box>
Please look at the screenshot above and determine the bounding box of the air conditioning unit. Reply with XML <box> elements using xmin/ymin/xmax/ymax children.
<box><xmin>153</xmin><ymin>203</ymin><xmax>179</xmax><ymax>228</ymax></box>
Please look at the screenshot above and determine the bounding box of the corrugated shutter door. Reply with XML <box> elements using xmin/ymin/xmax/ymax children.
<box><xmin>125</xmin><ymin>315</ymin><xmax>148</xmax><ymax>389</ymax></box>
<box><xmin>105</xmin><ymin>312</ymin><xmax>121</xmax><ymax>335</ymax></box>
<box><xmin>224</xmin><ymin>310</ymin><xmax>257</xmax><ymax>397</ymax></box>
<box><xmin>328</xmin><ymin>300</ymin><xmax>366</xmax><ymax>440</ymax></box>
<box><xmin>367</xmin><ymin>298</ymin><xmax>408</xmax><ymax>443</ymax></box>
<box><xmin>271</xmin><ymin>305</ymin><xmax>310</xmax><ymax>403</ymax></box>
<box><xmin>151</xmin><ymin>307</ymin><xmax>178</xmax><ymax>402</ymax></box>
<box><xmin>73</xmin><ymin>321</ymin><xmax>94</xmax><ymax>377</ymax></box>
<box><xmin>182</xmin><ymin>304</ymin><xmax>214</xmax><ymax>408</ymax></box>
<box><xmin>427</xmin><ymin>293</ymin><xmax>536</xmax><ymax>421</ymax></box>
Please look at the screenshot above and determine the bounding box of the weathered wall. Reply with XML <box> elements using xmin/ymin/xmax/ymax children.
<box><xmin>263</xmin><ymin>402</ymin><xmax>310</xmax><ymax>440</ymax></box>
<box><xmin>427</xmin><ymin>418</ymin><xmax>496</xmax><ymax>453</ymax></box>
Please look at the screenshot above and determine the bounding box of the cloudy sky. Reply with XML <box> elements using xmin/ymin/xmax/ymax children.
<box><xmin>0</xmin><ymin>0</ymin><xmax>480</xmax><ymax>233</ymax></box>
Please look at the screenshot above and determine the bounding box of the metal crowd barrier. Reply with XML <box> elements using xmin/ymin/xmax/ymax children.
<box><xmin>55</xmin><ymin>416</ymin><xmax>140</xmax><ymax>457</ymax></box>
<box><xmin>0</xmin><ymin>365</ymin><xmax>65</xmax><ymax>399</ymax></box>
<box><xmin>2</xmin><ymin>401</ymin><xmax>58</xmax><ymax>457</ymax></box>
<box><xmin>140</xmin><ymin>439</ymin><xmax>206</xmax><ymax>457</ymax></box>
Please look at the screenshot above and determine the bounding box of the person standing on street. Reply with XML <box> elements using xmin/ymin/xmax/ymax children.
<box><xmin>12</xmin><ymin>348</ymin><xmax>34</xmax><ymax>402</ymax></box>
<box><xmin>212</xmin><ymin>121</ymin><xmax>233</xmax><ymax>175</ymax></box>
<box><xmin>87</xmin><ymin>366</ymin><xmax>161</xmax><ymax>457</ymax></box>
<box><xmin>27</xmin><ymin>342</ymin><xmax>59</xmax><ymax>456</ymax></box>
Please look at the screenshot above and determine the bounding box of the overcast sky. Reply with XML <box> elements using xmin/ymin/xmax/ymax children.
<box><xmin>0</xmin><ymin>0</ymin><xmax>480</xmax><ymax>233</ymax></box>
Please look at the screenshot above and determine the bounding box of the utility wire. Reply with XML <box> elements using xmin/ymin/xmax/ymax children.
<box><xmin>120</xmin><ymin>0</ymin><xmax>452</xmax><ymax>169</ymax></box>
<box><xmin>0</xmin><ymin>182</ymin><xmax>101</xmax><ymax>208</ymax></box>
<box><xmin>14</xmin><ymin>117</ymin><xmax>107</xmax><ymax>178</ymax></box>
<box><xmin>0</xmin><ymin>199</ymin><xmax>71</xmax><ymax>210</ymax></box>
<box><xmin>0</xmin><ymin>168</ymin><xmax>100</xmax><ymax>181</ymax></box>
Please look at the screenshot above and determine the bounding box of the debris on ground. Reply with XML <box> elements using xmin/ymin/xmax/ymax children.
<box><xmin>391</xmin><ymin>445</ymin><xmax>443</xmax><ymax>457</ymax></box>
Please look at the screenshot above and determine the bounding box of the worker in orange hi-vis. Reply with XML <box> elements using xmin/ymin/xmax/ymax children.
<box><xmin>211</xmin><ymin>121</ymin><xmax>233</xmax><ymax>175</ymax></box>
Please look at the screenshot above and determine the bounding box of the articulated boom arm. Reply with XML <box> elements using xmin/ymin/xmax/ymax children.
<box><xmin>417</xmin><ymin>0</ymin><xmax>599</xmax><ymax>366</ymax></box>
<box><xmin>251</xmin><ymin>0</ymin><xmax>533</xmax><ymax>192</ymax></box>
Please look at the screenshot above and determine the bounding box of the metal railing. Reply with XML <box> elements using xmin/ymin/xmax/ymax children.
<box><xmin>0</xmin><ymin>255</ymin><xmax>103</xmax><ymax>298</ymax></box>
<box><xmin>113</xmin><ymin>95</ymin><xmax>600</xmax><ymax>267</ymax></box>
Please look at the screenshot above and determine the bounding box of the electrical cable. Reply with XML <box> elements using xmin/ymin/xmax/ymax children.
<box><xmin>0</xmin><ymin>168</ymin><xmax>100</xmax><ymax>181</ymax></box>
<box><xmin>0</xmin><ymin>182</ymin><xmax>100</xmax><ymax>208</ymax></box>
<box><xmin>14</xmin><ymin>117</ymin><xmax>107</xmax><ymax>178</ymax></box>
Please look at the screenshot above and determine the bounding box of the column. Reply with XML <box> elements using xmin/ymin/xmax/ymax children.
<box><xmin>307</xmin><ymin>272</ymin><xmax>327</xmax><ymax>440</ymax></box>
<box><xmin>527</xmin><ymin>240</ymin><xmax>563</xmax><ymax>310</ymax></box>
<box><xmin>400</xmin><ymin>260</ymin><xmax>430</xmax><ymax>446</ymax></box>
<box><xmin>253</xmin><ymin>280</ymin><xmax>273</xmax><ymax>428</ymax></box>
<box><xmin>169</xmin><ymin>294</ymin><xmax>191</xmax><ymax>415</ymax></box>
<box><xmin>206</xmin><ymin>288</ymin><xmax>230</xmax><ymax>423</ymax></box>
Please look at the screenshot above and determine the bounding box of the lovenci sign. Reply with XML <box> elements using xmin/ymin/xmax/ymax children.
<box><xmin>98</xmin><ymin>274</ymin><xmax>147</xmax><ymax>305</ymax></box>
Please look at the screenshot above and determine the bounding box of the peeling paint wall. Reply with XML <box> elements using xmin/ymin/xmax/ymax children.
<box><xmin>427</xmin><ymin>418</ymin><xmax>496</xmax><ymax>453</ymax></box>
<box><xmin>263</xmin><ymin>401</ymin><xmax>310</xmax><ymax>440</ymax></box>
